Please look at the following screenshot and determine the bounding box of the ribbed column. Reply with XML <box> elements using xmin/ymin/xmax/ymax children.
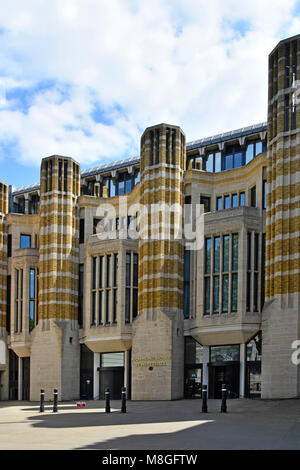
<box><xmin>39</xmin><ymin>156</ymin><xmax>80</xmax><ymax>323</ymax></box>
<box><xmin>132</xmin><ymin>124</ymin><xmax>186</xmax><ymax>400</ymax></box>
<box><xmin>0</xmin><ymin>180</ymin><xmax>8</xmax><ymax>337</ymax></box>
<box><xmin>262</xmin><ymin>34</ymin><xmax>300</xmax><ymax>399</ymax></box>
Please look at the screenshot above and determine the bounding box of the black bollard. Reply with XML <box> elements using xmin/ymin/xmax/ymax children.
<box><xmin>221</xmin><ymin>383</ymin><xmax>227</xmax><ymax>413</ymax></box>
<box><xmin>121</xmin><ymin>386</ymin><xmax>126</xmax><ymax>413</ymax></box>
<box><xmin>40</xmin><ymin>389</ymin><xmax>45</xmax><ymax>413</ymax></box>
<box><xmin>53</xmin><ymin>388</ymin><xmax>58</xmax><ymax>413</ymax></box>
<box><xmin>202</xmin><ymin>384</ymin><xmax>208</xmax><ymax>413</ymax></box>
<box><xmin>105</xmin><ymin>388</ymin><xmax>110</xmax><ymax>413</ymax></box>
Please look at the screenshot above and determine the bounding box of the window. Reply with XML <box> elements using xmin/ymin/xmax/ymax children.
<box><xmin>204</xmin><ymin>151</ymin><xmax>221</xmax><ymax>172</ymax></box>
<box><xmin>210</xmin><ymin>344</ymin><xmax>240</xmax><ymax>362</ymax></box>
<box><xmin>200</xmin><ymin>196</ymin><xmax>211</xmax><ymax>213</ymax></box>
<box><xmin>204</xmin><ymin>238</ymin><xmax>211</xmax><ymax>316</ymax></box>
<box><xmin>183</xmin><ymin>250</ymin><xmax>190</xmax><ymax>319</ymax></box>
<box><xmin>285</xmin><ymin>95</ymin><xmax>290</xmax><ymax>131</ymax></box>
<box><xmin>15</xmin><ymin>269</ymin><xmax>23</xmax><ymax>333</ymax></box>
<box><xmin>29</xmin><ymin>268</ymin><xmax>37</xmax><ymax>332</ymax></box>
<box><xmin>7</xmin><ymin>234</ymin><xmax>12</xmax><ymax>257</ymax></box>
<box><xmin>79</xmin><ymin>219</ymin><xmax>85</xmax><ymax>244</ymax></box>
<box><xmin>216</xmin><ymin>197</ymin><xmax>222</xmax><ymax>211</ymax></box>
<box><xmin>239</xmin><ymin>192</ymin><xmax>245</xmax><ymax>206</ymax></box>
<box><xmin>125</xmin><ymin>252</ymin><xmax>138</xmax><ymax>323</ymax></box>
<box><xmin>232</xmin><ymin>194</ymin><xmax>238</xmax><ymax>208</ymax></box>
<box><xmin>250</xmin><ymin>186</ymin><xmax>256</xmax><ymax>207</ymax></box>
<box><xmin>224</xmin><ymin>195</ymin><xmax>230</xmax><ymax>209</ymax></box>
<box><xmin>20</xmin><ymin>234</ymin><xmax>31</xmax><ymax>249</ymax></box>
<box><xmin>78</xmin><ymin>264</ymin><xmax>84</xmax><ymax>328</ymax></box>
<box><xmin>285</xmin><ymin>43</ymin><xmax>290</xmax><ymax>88</ymax></box>
<box><xmin>222</xmin><ymin>235</ymin><xmax>230</xmax><ymax>313</ymax></box>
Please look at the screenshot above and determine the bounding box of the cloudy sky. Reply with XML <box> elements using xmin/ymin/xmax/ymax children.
<box><xmin>0</xmin><ymin>0</ymin><xmax>299</xmax><ymax>188</ymax></box>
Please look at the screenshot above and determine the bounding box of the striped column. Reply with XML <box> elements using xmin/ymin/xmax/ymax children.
<box><xmin>0</xmin><ymin>181</ymin><xmax>8</xmax><ymax>337</ymax></box>
<box><xmin>262</xmin><ymin>34</ymin><xmax>300</xmax><ymax>398</ymax></box>
<box><xmin>132</xmin><ymin>124</ymin><xmax>186</xmax><ymax>400</ymax></box>
<box><xmin>39</xmin><ymin>156</ymin><xmax>80</xmax><ymax>323</ymax></box>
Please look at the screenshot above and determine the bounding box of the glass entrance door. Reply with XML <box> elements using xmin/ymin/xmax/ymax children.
<box><xmin>184</xmin><ymin>367</ymin><xmax>202</xmax><ymax>398</ymax></box>
<box><xmin>209</xmin><ymin>362</ymin><xmax>240</xmax><ymax>398</ymax></box>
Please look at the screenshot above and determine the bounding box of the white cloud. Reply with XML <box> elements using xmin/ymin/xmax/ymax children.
<box><xmin>0</xmin><ymin>0</ymin><xmax>299</xmax><ymax>170</ymax></box>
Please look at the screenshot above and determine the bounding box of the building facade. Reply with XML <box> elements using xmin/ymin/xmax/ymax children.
<box><xmin>0</xmin><ymin>34</ymin><xmax>299</xmax><ymax>401</ymax></box>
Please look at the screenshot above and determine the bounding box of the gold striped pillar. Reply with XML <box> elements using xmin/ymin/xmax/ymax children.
<box><xmin>30</xmin><ymin>155</ymin><xmax>80</xmax><ymax>401</ymax></box>
<box><xmin>0</xmin><ymin>180</ymin><xmax>8</xmax><ymax>338</ymax></box>
<box><xmin>132</xmin><ymin>124</ymin><xmax>186</xmax><ymax>400</ymax></box>
<box><xmin>262</xmin><ymin>34</ymin><xmax>300</xmax><ymax>398</ymax></box>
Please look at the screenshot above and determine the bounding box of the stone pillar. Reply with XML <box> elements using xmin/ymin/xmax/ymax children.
<box><xmin>262</xmin><ymin>35</ymin><xmax>300</xmax><ymax>398</ymax></box>
<box><xmin>132</xmin><ymin>124</ymin><xmax>186</xmax><ymax>400</ymax></box>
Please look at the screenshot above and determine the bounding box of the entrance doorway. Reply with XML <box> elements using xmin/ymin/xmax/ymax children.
<box><xmin>9</xmin><ymin>350</ymin><xmax>18</xmax><ymax>400</ymax></box>
<box><xmin>245</xmin><ymin>361</ymin><xmax>261</xmax><ymax>398</ymax></box>
<box><xmin>22</xmin><ymin>357</ymin><xmax>30</xmax><ymax>400</ymax></box>
<box><xmin>99</xmin><ymin>367</ymin><xmax>124</xmax><ymax>400</ymax></box>
<box><xmin>208</xmin><ymin>362</ymin><xmax>240</xmax><ymax>399</ymax></box>
<box><xmin>184</xmin><ymin>366</ymin><xmax>202</xmax><ymax>398</ymax></box>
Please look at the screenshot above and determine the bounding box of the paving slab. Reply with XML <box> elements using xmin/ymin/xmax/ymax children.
<box><xmin>0</xmin><ymin>399</ymin><xmax>300</xmax><ymax>450</ymax></box>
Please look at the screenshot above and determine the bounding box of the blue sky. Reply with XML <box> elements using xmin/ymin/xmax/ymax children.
<box><xmin>0</xmin><ymin>0</ymin><xmax>299</xmax><ymax>188</ymax></box>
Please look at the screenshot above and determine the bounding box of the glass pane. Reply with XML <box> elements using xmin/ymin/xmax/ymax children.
<box><xmin>101</xmin><ymin>352</ymin><xmax>124</xmax><ymax>367</ymax></box>
<box><xmin>29</xmin><ymin>301</ymin><xmax>34</xmax><ymax>332</ymax></box>
<box><xmin>234</xmin><ymin>150</ymin><xmax>243</xmax><ymax>168</ymax></box>
<box><xmin>206</xmin><ymin>153</ymin><xmax>213</xmax><ymax>172</ymax></box>
<box><xmin>232</xmin><ymin>233</ymin><xmax>239</xmax><ymax>271</ymax></box>
<box><xmin>217</xmin><ymin>197</ymin><xmax>222</xmax><ymax>211</ymax></box>
<box><xmin>133</xmin><ymin>254</ymin><xmax>138</xmax><ymax>287</ymax></box>
<box><xmin>246</xmin><ymin>332</ymin><xmax>262</xmax><ymax>361</ymax></box>
<box><xmin>133</xmin><ymin>288</ymin><xmax>138</xmax><ymax>318</ymax></box>
<box><xmin>222</xmin><ymin>274</ymin><xmax>229</xmax><ymax>313</ymax></box>
<box><xmin>239</xmin><ymin>192</ymin><xmax>245</xmax><ymax>206</ymax></box>
<box><xmin>213</xmin><ymin>276</ymin><xmax>219</xmax><ymax>313</ymax></box>
<box><xmin>20</xmin><ymin>234</ymin><xmax>31</xmax><ymax>249</ymax></box>
<box><xmin>98</xmin><ymin>291</ymin><xmax>102</xmax><ymax>324</ymax></box>
<box><xmin>223</xmin><ymin>235</ymin><xmax>229</xmax><ymax>272</ymax></box>
<box><xmin>205</xmin><ymin>238</ymin><xmax>211</xmax><ymax>274</ymax></box>
<box><xmin>246</xmin><ymin>143</ymin><xmax>254</xmax><ymax>164</ymax></box>
<box><xmin>183</xmin><ymin>282</ymin><xmax>190</xmax><ymax>319</ymax></box>
<box><xmin>224</xmin><ymin>153</ymin><xmax>233</xmax><ymax>170</ymax></box>
<box><xmin>214</xmin><ymin>237</ymin><xmax>220</xmax><ymax>273</ymax></box>
<box><xmin>125</xmin><ymin>175</ymin><xmax>132</xmax><ymax>194</ymax></box>
<box><xmin>255</xmin><ymin>141</ymin><xmax>262</xmax><ymax>156</ymax></box>
<box><xmin>204</xmin><ymin>277</ymin><xmax>210</xmax><ymax>315</ymax></box>
<box><xmin>232</xmin><ymin>194</ymin><xmax>238</xmax><ymax>208</ymax></box>
<box><xmin>29</xmin><ymin>269</ymin><xmax>35</xmax><ymax>299</ymax></box>
<box><xmin>224</xmin><ymin>195</ymin><xmax>230</xmax><ymax>209</ymax></box>
<box><xmin>210</xmin><ymin>344</ymin><xmax>240</xmax><ymax>362</ymax></box>
<box><xmin>185</xmin><ymin>337</ymin><xmax>203</xmax><ymax>364</ymax></box>
<box><xmin>126</xmin><ymin>253</ymin><xmax>131</xmax><ymax>286</ymax></box>
<box><xmin>215</xmin><ymin>152</ymin><xmax>221</xmax><ymax>172</ymax></box>
<box><xmin>125</xmin><ymin>288</ymin><xmax>131</xmax><ymax>323</ymax></box>
<box><xmin>231</xmin><ymin>273</ymin><xmax>238</xmax><ymax>311</ymax></box>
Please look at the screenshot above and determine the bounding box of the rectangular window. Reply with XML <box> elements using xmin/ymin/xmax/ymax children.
<box><xmin>250</xmin><ymin>186</ymin><xmax>256</xmax><ymax>207</ymax></box>
<box><xmin>113</xmin><ymin>254</ymin><xmax>118</xmax><ymax>287</ymax></box>
<box><xmin>58</xmin><ymin>160</ymin><xmax>62</xmax><ymax>191</ymax></box>
<box><xmin>285</xmin><ymin>95</ymin><xmax>290</xmax><ymax>131</ymax></box>
<box><xmin>92</xmin><ymin>257</ymin><xmax>96</xmax><ymax>290</ymax></box>
<box><xmin>64</xmin><ymin>160</ymin><xmax>68</xmax><ymax>192</ymax></box>
<box><xmin>126</xmin><ymin>253</ymin><xmax>131</xmax><ymax>286</ymax></box>
<box><xmin>263</xmin><ymin>180</ymin><xmax>267</xmax><ymax>209</ymax></box>
<box><xmin>206</xmin><ymin>153</ymin><xmax>213</xmax><ymax>172</ymax></box>
<box><xmin>231</xmin><ymin>273</ymin><xmax>238</xmax><ymax>312</ymax></box>
<box><xmin>222</xmin><ymin>274</ymin><xmax>229</xmax><ymax>313</ymax></box>
<box><xmin>7</xmin><ymin>234</ymin><xmax>12</xmax><ymax>257</ymax></box>
<box><xmin>215</xmin><ymin>152</ymin><xmax>221</xmax><ymax>172</ymax></box>
<box><xmin>78</xmin><ymin>264</ymin><xmax>84</xmax><ymax>328</ymax></box>
<box><xmin>204</xmin><ymin>277</ymin><xmax>210</xmax><ymax>315</ymax></box>
<box><xmin>125</xmin><ymin>288</ymin><xmax>131</xmax><ymax>323</ymax></box>
<box><xmin>246</xmin><ymin>272</ymin><xmax>251</xmax><ymax>312</ymax></box>
<box><xmin>29</xmin><ymin>268</ymin><xmax>35</xmax><ymax>332</ymax></box>
<box><xmin>91</xmin><ymin>292</ymin><xmax>96</xmax><ymax>325</ymax></box>
<box><xmin>105</xmin><ymin>290</ymin><xmax>110</xmax><ymax>324</ymax></box>
<box><xmin>247</xmin><ymin>233</ymin><xmax>252</xmax><ymax>270</ymax></box>
<box><xmin>254</xmin><ymin>233</ymin><xmax>259</xmax><ymax>271</ymax></box>
<box><xmin>232</xmin><ymin>194</ymin><xmax>238</xmax><ymax>208</ymax></box>
<box><xmin>223</xmin><ymin>235</ymin><xmax>230</xmax><ymax>272</ymax></box>
<box><xmin>6</xmin><ymin>276</ymin><xmax>11</xmax><ymax>334</ymax></box>
<box><xmin>106</xmin><ymin>255</ymin><xmax>111</xmax><ymax>287</ymax></box>
<box><xmin>133</xmin><ymin>288</ymin><xmax>138</xmax><ymax>319</ymax></box>
<box><xmin>205</xmin><ymin>238</ymin><xmax>211</xmax><ymax>274</ymax></box>
<box><xmin>232</xmin><ymin>234</ymin><xmax>239</xmax><ymax>271</ymax></box>
<box><xmin>285</xmin><ymin>42</ymin><xmax>290</xmax><ymax>88</ymax></box>
<box><xmin>246</xmin><ymin>143</ymin><xmax>254</xmax><ymax>164</ymax></box>
<box><xmin>253</xmin><ymin>272</ymin><xmax>258</xmax><ymax>312</ymax></box>
<box><xmin>166</xmin><ymin>128</ymin><xmax>170</xmax><ymax>164</ymax></box>
<box><xmin>113</xmin><ymin>289</ymin><xmax>117</xmax><ymax>323</ymax></box>
<box><xmin>213</xmin><ymin>276</ymin><xmax>220</xmax><ymax>314</ymax></box>
<box><xmin>98</xmin><ymin>291</ymin><xmax>103</xmax><ymax>325</ymax></box>
<box><xmin>216</xmin><ymin>197</ymin><xmax>222</xmax><ymax>211</ymax></box>
<box><xmin>133</xmin><ymin>253</ymin><xmax>138</xmax><ymax>287</ymax></box>
<box><xmin>224</xmin><ymin>195</ymin><xmax>230</xmax><ymax>209</ymax></box>
<box><xmin>214</xmin><ymin>237</ymin><xmax>220</xmax><ymax>273</ymax></box>
<box><xmin>99</xmin><ymin>256</ymin><xmax>103</xmax><ymax>288</ymax></box>
<box><xmin>79</xmin><ymin>219</ymin><xmax>85</xmax><ymax>244</ymax></box>
<box><xmin>183</xmin><ymin>250</ymin><xmax>190</xmax><ymax>319</ymax></box>
<box><xmin>200</xmin><ymin>196</ymin><xmax>211</xmax><ymax>213</ymax></box>
<box><xmin>20</xmin><ymin>234</ymin><xmax>31</xmax><ymax>249</ymax></box>
<box><xmin>239</xmin><ymin>192</ymin><xmax>245</xmax><ymax>206</ymax></box>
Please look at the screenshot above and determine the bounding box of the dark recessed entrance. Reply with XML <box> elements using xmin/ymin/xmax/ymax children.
<box><xmin>184</xmin><ymin>366</ymin><xmax>202</xmax><ymax>398</ymax></box>
<box><xmin>22</xmin><ymin>357</ymin><xmax>30</xmax><ymax>400</ymax></box>
<box><xmin>9</xmin><ymin>349</ymin><xmax>18</xmax><ymax>400</ymax></box>
<box><xmin>208</xmin><ymin>361</ymin><xmax>240</xmax><ymax>399</ymax></box>
<box><xmin>99</xmin><ymin>352</ymin><xmax>125</xmax><ymax>400</ymax></box>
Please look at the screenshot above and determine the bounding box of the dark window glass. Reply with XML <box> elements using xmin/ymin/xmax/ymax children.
<box><xmin>105</xmin><ymin>290</ymin><xmax>110</xmax><ymax>324</ymax></box>
<box><xmin>204</xmin><ymin>277</ymin><xmax>210</xmax><ymax>315</ymax></box>
<box><xmin>20</xmin><ymin>234</ymin><xmax>31</xmax><ymax>249</ymax></box>
<box><xmin>113</xmin><ymin>289</ymin><xmax>117</xmax><ymax>323</ymax></box>
<box><xmin>133</xmin><ymin>289</ymin><xmax>138</xmax><ymax>319</ymax></box>
<box><xmin>106</xmin><ymin>255</ymin><xmax>111</xmax><ymax>287</ymax></box>
<box><xmin>98</xmin><ymin>291</ymin><xmax>103</xmax><ymax>325</ymax></box>
<box><xmin>7</xmin><ymin>234</ymin><xmax>12</xmax><ymax>257</ymax></box>
<box><xmin>250</xmin><ymin>186</ymin><xmax>256</xmax><ymax>207</ymax></box>
<box><xmin>200</xmin><ymin>196</ymin><xmax>211</xmax><ymax>213</ymax></box>
<box><xmin>247</xmin><ymin>233</ymin><xmax>252</xmax><ymax>270</ymax></box>
<box><xmin>232</xmin><ymin>234</ymin><xmax>239</xmax><ymax>271</ymax></box>
<box><xmin>166</xmin><ymin>129</ymin><xmax>170</xmax><ymax>164</ymax></box>
<box><xmin>64</xmin><ymin>160</ymin><xmax>68</xmax><ymax>192</ymax></box>
<box><xmin>253</xmin><ymin>273</ymin><xmax>258</xmax><ymax>312</ymax></box>
<box><xmin>285</xmin><ymin>95</ymin><xmax>290</xmax><ymax>131</ymax></box>
<box><xmin>246</xmin><ymin>271</ymin><xmax>251</xmax><ymax>312</ymax></box>
<box><xmin>91</xmin><ymin>292</ymin><xmax>96</xmax><ymax>325</ymax></box>
<box><xmin>213</xmin><ymin>276</ymin><xmax>219</xmax><ymax>314</ymax></box>
<box><xmin>58</xmin><ymin>160</ymin><xmax>62</xmax><ymax>191</ymax></box>
<box><xmin>231</xmin><ymin>273</ymin><xmax>238</xmax><ymax>312</ymax></box>
<box><xmin>133</xmin><ymin>254</ymin><xmax>138</xmax><ymax>287</ymax></box>
<box><xmin>261</xmin><ymin>233</ymin><xmax>266</xmax><ymax>310</ymax></box>
<box><xmin>99</xmin><ymin>256</ymin><xmax>103</xmax><ymax>289</ymax></box>
<box><xmin>79</xmin><ymin>219</ymin><xmax>85</xmax><ymax>244</ymax></box>
<box><xmin>254</xmin><ymin>233</ymin><xmax>259</xmax><ymax>271</ymax></box>
<box><xmin>214</xmin><ymin>237</ymin><xmax>220</xmax><ymax>273</ymax></box>
<box><xmin>113</xmin><ymin>254</ymin><xmax>118</xmax><ymax>287</ymax></box>
<box><xmin>126</xmin><ymin>253</ymin><xmax>131</xmax><ymax>286</ymax></box>
<box><xmin>222</xmin><ymin>274</ymin><xmax>229</xmax><ymax>313</ymax></box>
<box><xmin>183</xmin><ymin>250</ymin><xmax>190</xmax><ymax>319</ymax></box>
<box><xmin>210</xmin><ymin>344</ymin><xmax>240</xmax><ymax>362</ymax></box>
<box><xmin>78</xmin><ymin>264</ymin><xmax>84</xmax><ymax>328</ymax></box>
<box><xmin>223</xmin><ymin>235</ymin><xmax>229</xmax><ymax>272</ymax></box>
<box><xmin>234</xmin><ymin>150</ymin><xmax>243</xmax><ymax>168</ymax></box>
<box><xmin>6</xmin><ymin>275</ymin><xmax>11</xmax><ymax>334</ymax></box>
<box><xmin>92</xmin><ymin>257</ymin><xmax>96</xmax><ymax>290</ymax></box>
<box><xmin>205</xmin><ymin>238</ymin><xmax>211</xmax><ymax>274</ymax></box>
<box><xmin>125</xmin><ymin>288</ymin><xmax>130</xmax><ymax>323</ymax></box>
<box><xmin>285</xmin><ymin>42</ymin><xmax>290</xmax><ymax>88</ymax></box>
<box><xmin>224</xmin><ymin>153</ymin><xmax>233</xmax><ymax>170</ymax></box>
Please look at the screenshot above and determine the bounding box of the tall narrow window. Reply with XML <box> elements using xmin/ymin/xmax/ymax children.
<box><xmin>150</xmin><ymin>131</ymin><xmax>154</xmax><ymax>166</ymax></box>
<box><xmin>239</xmin><ymin>192</ymin><xmax>245</xmax><ymax>206</ymax></box>
<box><xmin>284</xmin><ymin>95</ymin><xmax>290</xmax><ymax>131</ymax></box>
<box><xmin>171</xmin><ymin>129</ymin><xmax>176</xmax><ymax>165</ymax></box>
<box><xmin>250</xmin><ymin>186</ymin><xmax>256</xmax><ymax>207</ymax></box>
<box><xmin>216</xmin><ymin>197</ymin><xmax>222</xmax><ymax>211</ymax></box>
<box><xmin>213</xmin><ymin>276</ymin><xmax>219</xmax><ymax>314</ymax></box>
<box><xmin>155</xmin><ymin>129</ymin><xmax>160</xmax><ymax>164</ymax></box>
<box><xmin>78</xmin><ymin>264</ymin><xmax>84</xmax><ymax>328</ymax></box>
<box><xmin>58</xmin><ymin>160</ymin><xmax>62</xmax><ymax>191</ymax></box>
<box><xmin>29</xmin><ymin>268</ymin><xmax>36</xmax><ymax>332</ymax></box>
<box><xmin>246</xmin><ymin>233</ymin><xmax>252</xmax><ymax>312</ymax></box>
<box><xmin>222</xmin><ymin>235</ymin><xmax>230</xmax><ymax>313</ymax></box>
<box><xmin>64</xmin><ymin>160</ymin><xmax>68</xmax><ymax>192</ymax></box>
<box><xmin>263</xmin><ymin>180</ymin><xmax>267</xmax><ymax>210</ymax></box>
<box><xmin>231</xmin><ymin>233</ymin><xmax>239</xmax><ymax>312</ymax></box>
<box><xmin>214</xmin><ymin>237</ymin><xmax>220</xmax><ymax>273</ymax></box>
<box><xmin>166</xmin><ymin>128</ymin><xmax>170</xmax><ymax>164</ymax></box>
<box><xmin>285</xmin><ymin>42</ymin><xmax>290</xmax><ymax>88</ymax></box>
<box><xmin>183</xmin><ymin>250</ymin><xmax>190</xmax><ymax>319</ymax></box>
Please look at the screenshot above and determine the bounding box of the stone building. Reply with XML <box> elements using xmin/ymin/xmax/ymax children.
<box><xmin>0</xmin><ymin>33</ymin><xmax>299</xmax><ymax>401</ymax></box>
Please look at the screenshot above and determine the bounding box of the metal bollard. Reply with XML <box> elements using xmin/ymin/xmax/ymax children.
<box><xmin>201</xmin><ymin>384</ymin><xmax>208</xmax><ymax>413</ymax></box>
<box><xmin>221</xmin><ymin>383</ymin><xmax>227</xmax><ymax>413</ymax></box>
<box><xmin>121</xmin><ymin>386</ymin><xmax>126</xmax><ymax>413</ymax></box>
<box><xmin>53</xmin><ymin>388</ymin><xmax>58</xmax><ymax>413</ymax></box>
<box><xmin>105</xmin><ymin>388</ymin><xmax>110</xmax><ymax>413</ymax></box>
<box><xmin>40</xmin><ymin>389</ymin><xmax>45</xmax><ymax>413</ymax></box>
